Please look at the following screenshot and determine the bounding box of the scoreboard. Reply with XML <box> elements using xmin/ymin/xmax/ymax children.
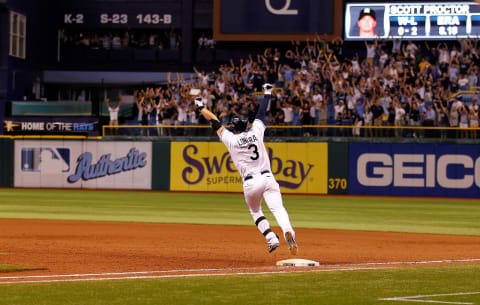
<box><xmin>60</xmin><ymin>2</ymin><xmax>182</xmax><ymax>28</ymax></box>
<box><xmin>345</xmin><ymin>2</ymin><xmax>480</xmax><ymax>40</ymax></box>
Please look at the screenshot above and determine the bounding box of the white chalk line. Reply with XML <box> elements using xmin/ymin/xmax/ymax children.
<box><xmin>0</xmin><ymin>257</ymin><xmax>479</xmax><ymax>285</ymax></box>
<box><xmin>0</xmin><ymin>267</ymin><xmax>389</xmax><ymax>285</ymax></box>
<box><xmin>1</xmin><ymin>257</ymin><xmax>479</xmax><ymax>280</ymax></box>
<box><xmin>380</xmin><ymin>292</ymin><xmax>480</xmax><ymax>304</ymax></box>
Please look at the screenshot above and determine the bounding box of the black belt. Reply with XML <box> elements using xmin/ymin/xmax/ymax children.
<box><xmin>244</xmin><ymin>170</ymin><xmax>270</xmax><ymax>181</ymax></box>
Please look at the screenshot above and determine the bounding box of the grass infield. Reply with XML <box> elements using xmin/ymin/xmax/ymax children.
<box><xmin>0</xmin><ymin>265</ymin><xmax>479</xmax><ymax>305</ymax></box>
<box><xmin>0</xmin><ymin>189</ymin><xmax>479</xmax><ymax>235</ymax></box>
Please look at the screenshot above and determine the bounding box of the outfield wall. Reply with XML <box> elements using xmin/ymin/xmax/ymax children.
<box><xmin>169</xmin><ymin>142</ymin><xmax>328</xmax><ymax>194</ymax></box>
<box><xmin>1</xmin><ymin>138</ymin><xmax>479</xmax><ymax>198</ymax></box>
<box><xmin>0</xmin><ymin>138</ymin><xmax>14</xmax><ymax>187</ymax></box>
<box><xmin>13</xmin><ymin>139</ymin><xmax>152</xmax><ymax>189</ymax></box>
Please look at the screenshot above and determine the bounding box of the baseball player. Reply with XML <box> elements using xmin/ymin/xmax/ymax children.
<box><xmin>357</xmin><ymin>8</ymin><xmax>377</xmax><ymax>37</ymax></box>
<box><xmin>195</xmin><ymin>83</ymin><xmax>298</xmax><ymax>255</ymax></box>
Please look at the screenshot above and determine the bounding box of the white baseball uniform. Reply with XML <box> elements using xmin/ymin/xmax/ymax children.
<box><xmin>219</xmin><ymin>119</ymin><xmax>294</xmax><ymax>242</ymax></box>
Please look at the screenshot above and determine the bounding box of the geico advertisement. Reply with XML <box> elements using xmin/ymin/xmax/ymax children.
<box><xmin>349</xmin><ymin>143</ymin><xmax>480</xmax><ymax>198</ymax></box>
<box><xmin>170</xmin><ymin>142</ymin><xmax>327</xmax><ymax>194</ymax></box>
<box><xmin>14</xmin><ymin>140</ymin><xmax>152</xmax><ymax>189</ymax></box>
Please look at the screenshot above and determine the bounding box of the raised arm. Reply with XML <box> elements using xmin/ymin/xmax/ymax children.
<box><xmin>193</xmin><ymin>66</ymin><xmax>200</xmax><ymax>75</ymax></box>
<box><xmin>195</xmin><ymin>97</ymin><xmax>225</xmax><ymax>137</ymax></box>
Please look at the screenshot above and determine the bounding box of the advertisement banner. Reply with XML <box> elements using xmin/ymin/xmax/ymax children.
<box><xmin>349</xmin><ymin>143</ymin><xmax>480</xmax><ymax>198</ymax></box>
<box><xmin>4</xmin><ymin>118</ymin><xmax>99</xmax><ymax>136</ymax></box>
<box><xmin>14</xmin><ymin>140</ymin><xmax>152</xmax><ymax>189</ymax></box>
<box><xmin>170</xmin><ymin>142</ymin><xmax>328</xmax><ymax>194</ymax></box>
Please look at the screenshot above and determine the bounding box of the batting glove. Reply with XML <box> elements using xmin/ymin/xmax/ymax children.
<box><xmin>194</xmin><ymin>97</ymin><xmax>205</xmax><ymax>110</ymax></box>
<box><xmin>263</xmin><ymin>83</ymin><xmax>273</xmax><ymax>95</ymax></box>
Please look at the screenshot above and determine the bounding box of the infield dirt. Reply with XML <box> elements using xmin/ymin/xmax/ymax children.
<box><xmin>1</xmin><ymin>219</ymin><xmax>480</xmax><ymax>282</ymax></box>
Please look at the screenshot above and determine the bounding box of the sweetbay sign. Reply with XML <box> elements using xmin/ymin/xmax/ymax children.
<box><xmin>14</xmin><ymin>140</ymin><xmax>152</xmax><ymax>189</ymax></box>
<box><xmin>170</xmin><ymin>142</ymin><xmax>328</xmax><ymax>194</ymax></box>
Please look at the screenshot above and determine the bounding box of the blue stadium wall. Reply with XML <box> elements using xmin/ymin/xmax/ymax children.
<box><xmin>0</xmin><ymin>0</ymin><xmax>56</xmax><ymax>134</ymax></box>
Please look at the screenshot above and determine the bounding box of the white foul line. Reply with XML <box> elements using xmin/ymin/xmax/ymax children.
<box><xmin>0</xmin><ymin>267</ymin><xmax>390</xmax><ymax>285</ymax></box>
<box><xmin>0</xmin><ymin>257</ymin><xmax>479</xmax><ymax>284</ymax></box>
<box><xmin>1</xmin><ymin>257</ymin><xmax>479</xmax><ymax>280</ymax></box>
<box><xmin>379</xmin><ymin>292</ymin><xmax>480</xmax><ymax>305</ymax></box>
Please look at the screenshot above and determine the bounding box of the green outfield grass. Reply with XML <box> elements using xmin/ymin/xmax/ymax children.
<box><xmin>0</xmin><ymin>189</ymin><xmax>479</xmax><ymax>235</ymax></box>
<box><xmin>0</xmin><ymin>265</ymin><xmax>44</xmax><ymax>273</ymax></box>
<box><xmin>1</xmin><ymin>189</ymin><xmax>479</xmax><ymax>305</ymax></box>
<box><xmin>0</xmin><ymin>264</ymin><xmax>479</xmax><ymax>305</ymax></box>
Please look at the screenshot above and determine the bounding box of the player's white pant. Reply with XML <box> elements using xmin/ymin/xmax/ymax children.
<box><xmin>243</xmin><ymin>172</ymin><xmax>294</xmax><ymax>240</ymax></box>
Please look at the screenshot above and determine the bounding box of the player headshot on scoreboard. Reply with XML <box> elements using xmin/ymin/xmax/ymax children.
<box><xmin>357</xmin><ymin>8</ymin><xmax>377</xmax><ymax>37</ymax></box>
<box><xmin>348</xmin><ymin>6</ymin><xmax>385</xmax><ymax>38</ymax></box>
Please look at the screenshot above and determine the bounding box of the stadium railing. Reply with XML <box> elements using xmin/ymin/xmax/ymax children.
<box><xmin>102</xmin><ymin>124</ymin><xmax>480</xmax><ymax>140</ymax></box>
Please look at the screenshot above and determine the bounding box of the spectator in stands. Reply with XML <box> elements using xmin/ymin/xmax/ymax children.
<box><xmin>91</xmin><ymin>34</ymin><xmax>100</xmax><ymax>49</ymax></box>
<box><xmin>371</xmin><ymin>98</ymin><xmax>384</xmax><ymax>137</ymax></box>
<box><xmin>135</xmin><ymin>89</ymin><xmax>144</xmax><ymax>124</ymax></box>
<box><xmin>174</xmin><ymin>97</ymin><xmax>188</xmax><ymax>136</ymax></box>
<box><xmin>394</xmin><ymin>99</ymin><xmax>405</xmax><ymax>137</ymax></box>
<box><xmin>122</xmin><ymin>32</ymin><xmax>130</xmax><ymax>48</ymax></box>
<box><xmin>434</xmin><ymin>101</ymin><xmax>449</xmax><ymax>139</ymax></box>
<box><xmin>78</xmin><ymin>33</ymin><xmax>90</xmax><ymax>47</ymax></box>
<box><xmin>193</xmin><ymin>66</ymin><xmax>209</xmax><ymax>87</ymax></box>
<box><xmin>281</xmin><ymin>100</ymin><xmax>294</xmax><ymax>131</ymax></box>
<box><xmin>155</xmin><ymin>96</ymin><xmax>163</xmax><ymax>136</ymax></box>
<box><xmin>205</xmin><ymin>36</ymin><xmax>216</xmax><ymax>49</ymax></box>
<box><xmin>136</xmin><ymin>89</ymin><xmax>154</xmax><ymax>136</ymax></box>
<box><xmin>385</xmin><ymin>100</ymin><xmax>395</xmax><ymax>137</ymax></box>
<box><xmin>449</xmin><ymin>104</ymin><xmax>459</xmax><ymax>138</ymax></box>
<box><xmin>365</xmin><ymin>40</ymin><xmax>377</xmax><ymax>66</ymax></box>
<box><xmin>68</xmin><ymin>33</ymin><xmax>480</xmax><ymax>140</ymax></box>
<box><xmin>300</xmin><ymin>100</ymin><xmax>312</xmax><ymax>136</ymax></box>
<box><xmin>169</xmin><ymin>30</ymin><xmax>178</xmax><ymax>49</ymax></box>
<box><xmin>158</xmin><ymin>97</ymin><xmax>170</xmax><ymax>136</ymax></box>
<box><xmin>423</xmin><ymin>103</ymin><xmax>436</xmax><ymax>138</ymax></box>
<box><xmin>459</xmin><ymin>103</ymin><xmax>469</xmax><ymax>138</ymax></box>
<box><xmin>350</xmin><ymin>107</ymin><xmax>360</xmax><ymax>137</ymax></box>
<box><xmin>112</xmin><ymin>33</ymin><xmax>122</xmax><ymax>49</ymax></box>
<box><xmin>363</xmin><ymin>104</ymin><xmax>373</xmax><ymax>137</ymax></box>
<box><xmin>470</xmin><ymin>107</ymin><xmax>479</xmax><ymax>139</ymax></box>
<box><xmin>105</xmin><ymin>98</ymin><xmax>121</xmax><ymax>135</ymax></box>
<box><xmin>198</xmin><ymin>34</ymin><xmax>207</xmax><ymax>48</ymax></box>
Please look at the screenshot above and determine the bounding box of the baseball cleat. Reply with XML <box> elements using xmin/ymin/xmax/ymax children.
<box><xmin>268</xmin><ymin>242</ymin><xmax>280</xmax><ymax>253</ymax></box>
<box><xmin>267</xmin><ymin>233</ymin><xmax>280</xmax><ymax>253</ymax></box>
<box><xmin>285</xmin><ymin>231</ymin><xmax>298</xmax><ymax>255</ymax></box>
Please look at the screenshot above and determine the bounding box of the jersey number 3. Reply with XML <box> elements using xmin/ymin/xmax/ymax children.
<box><xmin>248</xmin><ymin>144</ymin><xmax>259</xmax><ymax>160</ymax></box>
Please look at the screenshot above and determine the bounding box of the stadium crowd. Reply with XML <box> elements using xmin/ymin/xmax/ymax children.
<box><xmin>129</xmin><ymin>36</ymin><xmax>480</xmax><ymax>138</ymax></box>
<box><xmin>60</xmin><ymin>29</ymin><xmax>182</xmax><ymax>50</ymax></box>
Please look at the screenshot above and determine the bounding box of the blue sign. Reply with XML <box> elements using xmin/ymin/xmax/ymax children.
<box><xmin>349</xmin><ymin>143</ymin><xmax>480</xmax><ymax>198</ymax></box>
<box><xmin>67</xmin><ymin>148</ymin><xmax>147</xmax><ymax>183</ymax></box>
<box><xmin>221</xmin><ymin>0</ymin><xmax>334</xmax><ymax>34</ymax></box>
<box><xmin>3</xmin><ymin>117</ymin><xmax>99</xmax><ymax>136</ymax></box>
<box><xmin>21</xmin><ymin>148</ymin><xmax>71</xmax><ymax>173</ymax></box>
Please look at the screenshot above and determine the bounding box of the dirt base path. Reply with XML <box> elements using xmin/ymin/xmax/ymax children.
<box><xmin>1</xmin><ymin>219</ymin><xmax>480</xmax><ymax>282</ymax></box>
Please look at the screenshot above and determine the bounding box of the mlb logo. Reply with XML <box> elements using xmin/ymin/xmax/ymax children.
<box><xmin>21</xmin><ymin>148</ymin><xmax>70</xmax><ymax>173</ymax></box>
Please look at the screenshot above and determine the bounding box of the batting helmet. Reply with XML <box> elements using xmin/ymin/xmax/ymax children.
<box><xmin>230</xmin><ymin>116</ymin><xmax>249</xmax><ymax>133</ymax></box>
